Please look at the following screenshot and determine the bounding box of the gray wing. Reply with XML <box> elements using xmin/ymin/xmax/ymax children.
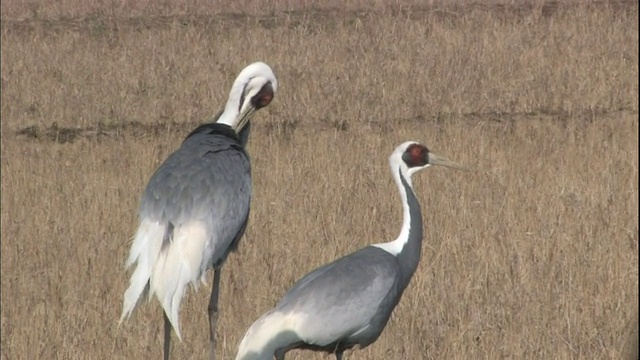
<box><xmin>139</xmin><ymin>132</ymin><xmax>251</xmax><ymax>256</ymax></box>
<box><xmin>277</xmin><ymin>246</ymin><xmax>400</xmax><ymax>345</ymax></box>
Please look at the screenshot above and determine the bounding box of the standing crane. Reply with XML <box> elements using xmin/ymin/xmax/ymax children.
<box><xmin>120</xmin><ymin>62</ymin><xmax>278</xmax><ymax>360</ymax></box>
<box><xmin>235</xmin><ymin>141</ymin><xmax>466</xmax><ymax>360</ymax></box>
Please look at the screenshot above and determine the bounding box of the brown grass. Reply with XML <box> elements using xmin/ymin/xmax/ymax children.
<box><xmin>1</xmin><ymin>1</ymin><xmax>638</xmax><ymax>359</ymax></box>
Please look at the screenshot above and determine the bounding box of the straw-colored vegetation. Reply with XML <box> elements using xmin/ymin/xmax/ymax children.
<box><xmin>2</xmin><ymin>1</ymin><xmax>638</xmax><ymax>359</ymax></box>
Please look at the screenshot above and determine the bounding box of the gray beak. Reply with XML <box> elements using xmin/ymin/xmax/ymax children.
<box><xmin>428</xmin><ymin>152</ymin><xmax>470</xmax><ymax>171</ymax></box>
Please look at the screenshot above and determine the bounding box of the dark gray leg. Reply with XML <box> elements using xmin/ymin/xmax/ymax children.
<box><xmin>163</xmin><ymin>312</ymin><xmax>171</xmax><ymax>360</ymax></box>
<box><xmin>208</xmin><ymin>269</ymin><xmax>222</xmax><ymax>360</ymax></box>
<box><xmin>275</xmin><ymin>349</ymin><xmax>286</xmax><ymax>360</ymax></box>
<box><xmin>335</xmin><ymin>351</ymin><xmax>344</xmax><ymax>360</ymax></box>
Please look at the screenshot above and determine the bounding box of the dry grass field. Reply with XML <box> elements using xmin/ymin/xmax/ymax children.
<box><xmin>1</xmin><ymin>0</ymin><xmax>638</xmax><ymax>359</ymax></box>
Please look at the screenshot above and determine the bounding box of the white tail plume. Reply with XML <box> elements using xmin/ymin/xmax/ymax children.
<box><xmin>120</xmin><ymin>218</ymin><xmax>209</xmax><ymax>340</ymax></box>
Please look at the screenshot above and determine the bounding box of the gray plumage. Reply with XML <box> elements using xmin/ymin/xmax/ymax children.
<box><xmin>235</xmin><ymin>141</ymin><xmax>466</xmax><ymax>360</ymax></box>
<box><xmin>140</xmin><ymin>124</ymin><xmax>251</xmax><ymax>267</ymax></box>
<box><xmin>277</xmin><ymin>247</ymin><xmax>406</xmax><ymax>352</ymax></box>
<box><xmin>120</xmin><ymin>61</ymin><xmax>278</xmax><ymax>360</ymax></box>
<box><xmin>273</xmin><ymin>171</ymin><xmax>421</xmax><ymax>356</ymax></box>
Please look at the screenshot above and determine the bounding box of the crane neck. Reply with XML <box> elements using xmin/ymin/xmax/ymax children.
<box><xmin>182</xmin><ymin>122</ymin><xmax>240</xmax><ymax>144</ymax></box>
<box><xmin>216</xmin><ymin>102</ymin><xmax>241</xmax><ymax>129</ymax></box>
<box><xmin>373</xmin><ymin>167</ymin><xmax>424</xmax><ymax>283</ymax></box>
<box><xmin>217</xmin><ymin>77</ymin><xmax>249</xmax><ymax>130</ymax></box>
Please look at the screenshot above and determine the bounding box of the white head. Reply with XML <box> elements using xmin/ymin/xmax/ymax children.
<box><xmin>374</xmin><ymin>141</ymin><xmax>467</xmax><ymax>256</ymax></box>
<box><xmin>217</xmin><ymin>61</ymin><xmax>278</xmax><ymax>132</ymax></box>
<box><xmin>389</xmin><ymin>141</ymin><xmax>468</xmax><ymax>181</ymax></box>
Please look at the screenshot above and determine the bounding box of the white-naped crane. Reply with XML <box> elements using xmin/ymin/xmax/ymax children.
<box><xmin>120</xmin><ymin>62</ymin><xmax>278</xmax><ymax>360</ymax></box>
<box><xmin>235</xmin><ymin>141</ymin><xmax>466</xmax><ymax>360</ymax></box>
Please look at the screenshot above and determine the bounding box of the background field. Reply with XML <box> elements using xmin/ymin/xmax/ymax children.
<box><xmin>1</xmin><ymin>0</ymin><xmax>638</xmax><ymax>359</ymax></box>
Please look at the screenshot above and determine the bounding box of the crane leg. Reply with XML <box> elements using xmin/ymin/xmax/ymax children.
<box><xmin>275</xmin><ymin>349</ymin><xmax>286</xmax><ymax>360</ymax></box>
<box><xmin>163</xmin><ymin>311</ymin><xmax>171</xmax><ymax>360</ymax></box>
<box><xmin>208</xmin><ymin>268</ymin><xmax>222</xmax><ymax>360</ymax></box>
<box><xmin>335</xmin><ymin>351</ymin><xmax>343</xmax><ymax>360</ymax></box>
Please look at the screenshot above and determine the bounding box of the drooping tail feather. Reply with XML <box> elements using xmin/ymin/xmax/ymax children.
<box><xmin>120</xmin><ymin>219</ymin><xmax>165</xmax><ymax>323</ymax></box>
<box><xmin>235</xmin><ymin>310</ymin><xmax>302</xmax><ymax>360</ymax></box>
<box><xmin>120</xmin><ymin>218</ymin><xmax>209</xmax><ymax>341</ymax></box>
<box><xmin>150</xmin><ymin>221</ymin><xmax>208</xmax><ymax>339</ymax></box>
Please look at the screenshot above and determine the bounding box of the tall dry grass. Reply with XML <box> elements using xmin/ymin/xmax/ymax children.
<box><xmin>1</xmin><ymin>1</ymin><xmax>638</xmax><ymax>359</ymax></box>
<box><xmin>2</xmin><ymin>0</ymin><xmax>629</xmax><ymax>20</ymax></box>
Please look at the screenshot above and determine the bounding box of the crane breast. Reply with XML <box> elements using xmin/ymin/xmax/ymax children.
<box><xmin>277</xmin><ymin>247</ymin><xmax>400</xmax><ymax>346</ymax></box>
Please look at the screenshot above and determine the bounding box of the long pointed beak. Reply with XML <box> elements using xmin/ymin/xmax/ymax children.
<box><xmin>428</xmin><ymin>152</ymin><xmax>470</xmax><ymax>171</ymax></box>
<box><xmin>234</xmin><ymin>105</ymin><xmax>256</xmax><ymax>132</ymax></box>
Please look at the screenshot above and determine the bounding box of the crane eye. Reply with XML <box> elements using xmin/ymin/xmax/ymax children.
<box><xmin>258</xmin><ymin>93</ymin><xmax>272</xmax><ymax>107</ymax></box>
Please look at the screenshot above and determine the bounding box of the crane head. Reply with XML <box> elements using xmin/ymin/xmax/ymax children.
<box><xmin>392</xmin><ymin>141</ymin><xmax>468</xmax><ymax>177</ymax></box>
<box><xmin>218</xmin><ymin>61</ymin><xmax>278</xmax><ymax>133</ymax></box>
